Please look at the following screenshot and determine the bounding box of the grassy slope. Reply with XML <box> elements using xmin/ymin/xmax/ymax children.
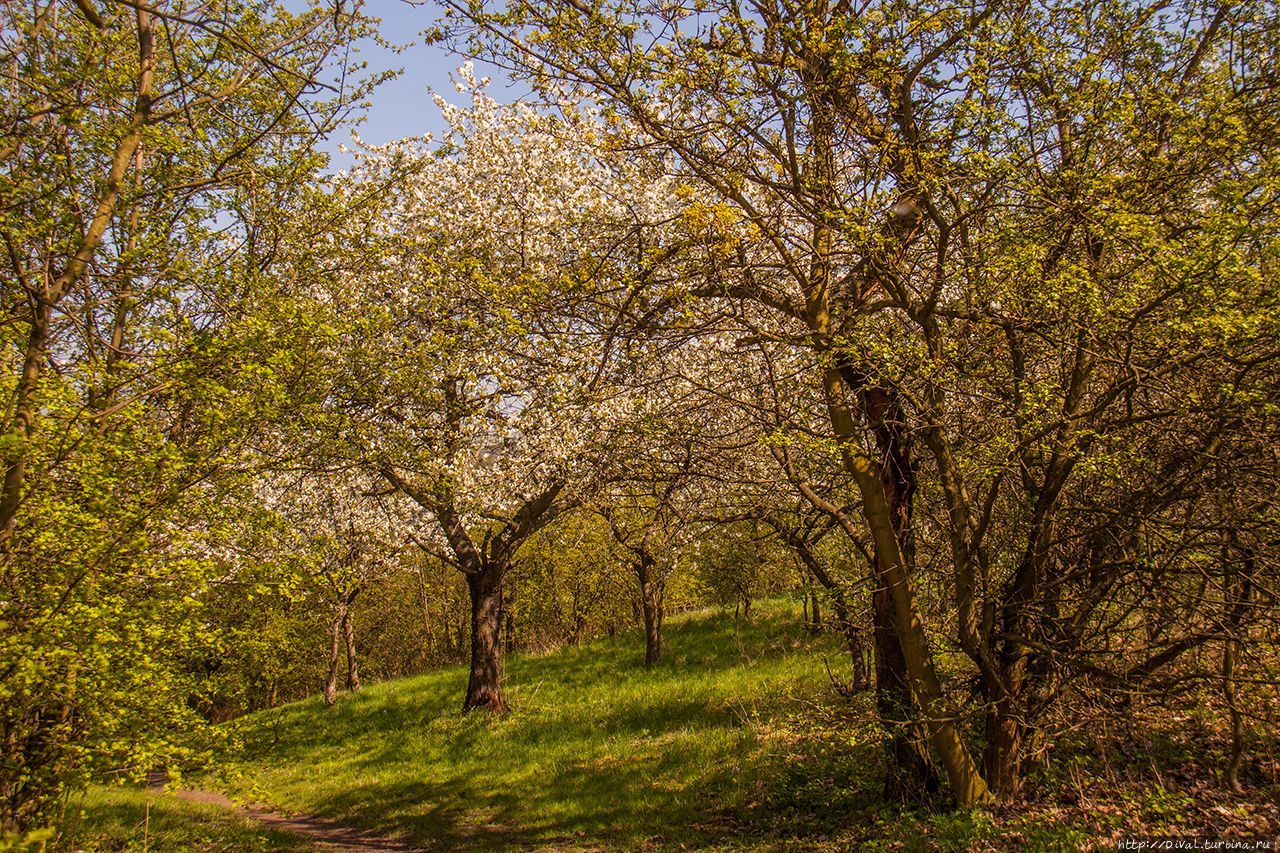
<box><xmin>58</xmin><ymin>786</ymin><xmax>316</xmax><ymax>852</ymax></box>
<box><xmin>223</xmin><ymin>602</ymin><xmax>891</xmax><ymax>850</ymax></box>
<box><xmin>64</xmin><ymin>601</ymin><xmax>1269</xmax><ymax>851</ymax></box>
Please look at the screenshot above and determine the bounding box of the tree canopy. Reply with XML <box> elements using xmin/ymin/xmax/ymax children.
<box><xmin>1</xmin><ymin>0</ymin><xmax>1277</xmax><ymax>842</ymax></box>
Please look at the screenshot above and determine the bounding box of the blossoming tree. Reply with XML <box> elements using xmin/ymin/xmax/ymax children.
<box><xmin>304</xmin><ymin>69</ymin><xmax>677</xmax><ymax>711</ymax></box>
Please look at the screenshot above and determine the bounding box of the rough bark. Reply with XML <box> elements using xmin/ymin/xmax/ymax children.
<box><xmin>382</xmin><ymin>468</ymin><xmax>565</xmax><ymax>714</ymax></box>
<box><xmin>637</xmin><ymin>552</ymin><xmax>664</xmax><ymax>666</ymax></box>
<box><xmin>464</xmin><ymin>566</ymin><xmax>508</xmax><ymax>713</ymax></box>
<box><xmin>858</xmin><ymin>381</ymin><xmax>941</xmax><ymax>802</ymax></box>
<box><xmin>1222</xmin><ymin>544</ymin><xmax>1253</xmax><ymax>793</ymax></box>
<box><xmin>324</xmin><ymin>602</ymin><xmax>344</xmax><ymax>707</ymax></box>
<box><xmin>872</xmin><ymin>571</ymin><xmax>940</xmax><ymax>802</ymax></box>
<box><xmin>342</xmin><ymin>604</ymin><xmax>360</xmax><ymax>692</ymax></box>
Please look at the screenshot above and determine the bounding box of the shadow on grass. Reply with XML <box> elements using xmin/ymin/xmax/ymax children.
<box><xmin>62</xmin><ymin>785</ymin><xmax>316</xmax><ymax>852</ymax></box>
<box><xmin>226</xmin><ymin>602</ymin><xmax>889</xmax><ymax>850</ymax></box>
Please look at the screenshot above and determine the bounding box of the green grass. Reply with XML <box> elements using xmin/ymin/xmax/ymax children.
<box><xmin>221</xmin><ymin>601</ymin><xmax>884</xmax><ymax>850</ymax></box>
<box><xmin>56</xmin><ymin>785</ymin><xmax>316</xmax><ymax>852</ymax></box>
<box><xmin>59</xmin><ymin>600</ymin><xmax>1268</xmax><ymax>850</ymax></box>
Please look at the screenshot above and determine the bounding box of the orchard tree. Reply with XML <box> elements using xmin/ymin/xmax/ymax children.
<box><xmin>597</xmin><ymin>452</ymin><xmax>698</xmax><ymax>666</ymax></box>
<box><xmin>592</xmin><ymin>321</ymin><xmax>785</xmax><ymax>665</ymax></box>
<box><xmin>305</xmin><ymin>70</ymin><xmax>676</xmax><ymax>712</ymax></box>
<box><xmin>258</xmin><ymin>471</ymin><xmax>403</xmax><ymax>706</ymax></box>
<box><xmin>0</xmin><ymin>0</ymin><xmax>377</xmax><ymax>832</ymax></box>
<box><xmin>448</xmin><ymin>0</ymin><xmax>1280</xmax><ymax>805</ymax></box>
<box><xmin>689</xmin><ymin>520</ymin><xmax>792</xmax><ymax>621</ymax></box>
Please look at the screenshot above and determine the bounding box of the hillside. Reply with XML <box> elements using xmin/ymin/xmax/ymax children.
<box><xmin>220</xmin><ymin>602</ymin><xmax>873</xmax><ymax>850</ymax></box>
<box><xmin>65</xmin><ymin>602</ymin><xmax>1276</xmax><ymax>851</ymax></box>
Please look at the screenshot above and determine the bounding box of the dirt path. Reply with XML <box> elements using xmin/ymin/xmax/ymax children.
<box><xmin>147</xmin><ymin>773</ymin><xmax>420</xmax><ymax>852</ymax></box>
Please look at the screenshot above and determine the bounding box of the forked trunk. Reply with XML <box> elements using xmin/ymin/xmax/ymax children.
<box><xmin>464</xmin><ymin>566</ymin><xmax>507</xmax><ymax>713</ymax></box>
<box><xmin>823</xmin><ymin>366</ymin><xmax>991</xmax><ymax>806</ymax></box>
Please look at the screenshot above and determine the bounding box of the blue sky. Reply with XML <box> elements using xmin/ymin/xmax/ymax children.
<box><xmin>319</xmin><ymin>0</ymin><xmax>518</xmax><ymax>163</ymax></box>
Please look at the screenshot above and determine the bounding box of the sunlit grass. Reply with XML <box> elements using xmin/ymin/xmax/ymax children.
<box><xmin>60</xmin><ymin>785</ymin><xmax>316</xmax><ymax>852</ymax></box>
<box><xmin>222</xmin><ymin>600</ymin><xmax>868</xmax><ymax>849</ymax></box>
<box><xmin>64</xmin><ymin>601</ymin><xmax>1174</xmax><ymax>850</ymax></box>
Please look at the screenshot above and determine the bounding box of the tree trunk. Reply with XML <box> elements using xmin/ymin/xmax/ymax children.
<box><xmin>823</xmin><ymin>366</ymin><xmax>991</xmax><ymax>806</ymax></box>
<box><xmin>860</xmin><ymin>382</ymin><xmax>941</xmax><ymax>803</ymax></box>
<box><xmin>834</xmin><ymin>601</ymin><xmax>868</xmax><ymax>691</ymax></box>
<box><xmin>796</xmin><ymin>94</ymin><xmax>956</xmax><ymax>791</ymax></box>
<box><xmin>983</xmin><ymin>699</ymin><xmax>1023</xmax><ymax>798</ymax></box>
<box><xmin>983</xmin><ymin>475</ymin><xmax>1066</xmax><ymax>800</ymax></box>
<box><xmin>464</xmin><ymin>565</ymin><xmax>507</xmax><ymax>713</ymax></box>
<box><xmin>1222</xmin><ymin>543</ymin><xmax>1252</xmax><ymax>793</ymax></box>
<box><xmin>808</xmin><ymin>590</ymin><xmax>822</xmax><ymax>631</ymax></box>
<box><xmin>642</xmin><ymin>595</ymin><xmax>663</xmax><ymax>666</ymax></box>
<box><xmin>1223</xmin><ymin>637</ymin><xmax>1244</xmax><ymax>793</ymax></box>
<box><xmin>0</xmin><ymin>303</ymin><xmax>50</xmax><ymax>543</ymax></box>
<box><xmin>342</xmin><ymin>603</ymin><xmax>360</xmax><ymax>692</ymax></box>
<box><xmin>637</xmin><ymin>553</ymin><xmax>663</xmax><ymax>666</ymax></box>
<box><xmin>874</xmin><ymin>570</ymin><xmax>939</xmax><ymax>803</ymax></box>
<box><xmin>324</xmin><ymin>603</ymin><xmax>344</xmax><ymax>707</ymax></box>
